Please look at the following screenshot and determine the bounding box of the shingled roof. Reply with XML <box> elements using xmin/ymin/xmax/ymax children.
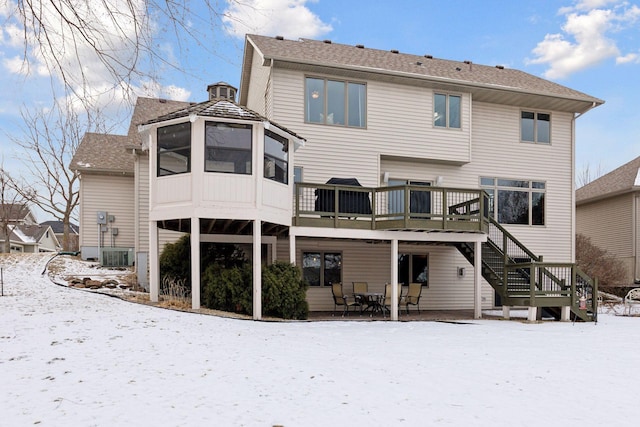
<box><xmin>242</xmin><ymin>34</ymin><xmax>603</xmax><ymax>113</ymax></box>
<box><xmin>576</xmin><ymin>156</ymin><xmax>640</xmax><ymax>204</ymax></box>
<box><xmin>142</xmin><ymin>99</ymin><xmax>305</xmax><ymax>143</ymax></box>
<box><xmin>71</xmin><ymin>97</ymin><xmax>191</xmax><ymax>174</ymax></box>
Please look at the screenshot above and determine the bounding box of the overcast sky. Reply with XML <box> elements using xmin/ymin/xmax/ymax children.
<box><xmin>1</xmin><ymin>0</ymin><xmax>639</xmax><ymax>215</ymax></box>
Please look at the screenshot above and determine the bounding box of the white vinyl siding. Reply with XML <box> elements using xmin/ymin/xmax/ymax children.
<box><xmin>78</xmin><ymin>174</ymin><xmax>135</xmax><ymax>248</ymax></box>
<box><xmin>245</xmin><ymin>48</ymin><xmax>271</xmax><ymax>116</ymax></box>
<box><xmin>277</xmin><ymin>239</ymin><xmax>493</xmax><ymax>311</ymax></box>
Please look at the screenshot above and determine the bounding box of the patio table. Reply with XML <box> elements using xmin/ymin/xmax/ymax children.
<box><xmin>356</xmin><ymin>292</ymin><xmax>383</xmax><ymax>316</ymax></box>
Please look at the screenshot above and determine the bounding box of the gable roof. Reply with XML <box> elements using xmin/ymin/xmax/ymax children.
<box><xmin>142</xmin><ymin>99</ymin><xmax>306</xmax><ymax>144</ymax></box>
<box><xmin>576</xmin><ymin>156</ymin><xmax>640</xmax><ymax>204</ymax></box>
<box><xmin>40</xmin><ymin>220</ymin><xmax>79</xmax><ymax>234</ymax></box>
<box><xmin>71</xmin><ymin>97</ymin><xmax>191</xmax><ymax>174</ymax></box>
<box><xmin>0</xmin><ymin>203</ymin><xmax>31</xmax><ymax>222</ymax></box>
<box><xmin>241</xmin><ymin>34</ymin><xmax>603</xmax><ymax>114</ymax></box>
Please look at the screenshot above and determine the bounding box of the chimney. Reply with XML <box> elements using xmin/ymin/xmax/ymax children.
<box><xmin>207</xmin><ymin>82</ymin><xmax>237</xmax><ymax>102</ymax></box>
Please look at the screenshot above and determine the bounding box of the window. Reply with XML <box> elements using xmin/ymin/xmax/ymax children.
<box><xmin>305</xmin><ymin>77</ymin><xmax>366</xmax><ymax>127</ymax></box>
<box><xmin>264</xmin><ymin>130</ymin><xmax>288</xmax><ymax>184</ymax></box>
<box><xmin>398</xmin><ymin>253</ymin><xmax>429</xmax><ymax>286</ymax></box>
<box><xmin>481</xmin><ymin>178</ymin><xmax>545</xmax><ymax>225</ymax></box>
<box><xmin>434</xmin><ymin>93</ymin><xmax>461</xmax><ymax>129</ymax></box>
<box><xmin>521</xmin><ymin>111</ymin><xmax>550</xmax><ymax>144</ymax></box>
<box><xmin>157</xmin><ymin>122</ymin><xmax>191</xmax><ymax>176</ymax></box>
<box><xmin>205</xmin><ymin>122</ymin><xmax>252</xmax><ymax>174</ymax></box>
<box><xmin>302</xmin><ymin>251</ymin><xmax>342</xmax><ymax>286</ymax></box>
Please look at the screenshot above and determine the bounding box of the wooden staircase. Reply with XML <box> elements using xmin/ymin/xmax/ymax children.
<box><xmin>455</xmin><ymin>217</ymin><xmax>597</xmax><ymax>322</ymax></box>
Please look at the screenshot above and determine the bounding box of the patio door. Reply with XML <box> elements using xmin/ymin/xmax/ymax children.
<box><xmin>388</xmin><ymin>179</ymin><xmax>431</xmax><ymax>218</ymax></box>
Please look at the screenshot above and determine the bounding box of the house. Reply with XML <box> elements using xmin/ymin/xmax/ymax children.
<box><xmin>76</xmin><ymin>35</ymin><xmax>603</xmax><ymax>321</ymax></box>
<box><xmin>0</xmin><ymin>204</ymin><xmax>59</xmax><ymax>252</ymax></box>
<box><xmin>40</xmin><ymin>220</ymin><xmax>80</xmax><ymax>252</ymax></box>
<box><xmin>70</xmin><ymin>97</ymin><xmax>191</xmax><ymax>270</ymax></box>
<box><xmin>576</xmin><ymin>156</ymin><xmax>640</xmax><ymax>285</ymax></box>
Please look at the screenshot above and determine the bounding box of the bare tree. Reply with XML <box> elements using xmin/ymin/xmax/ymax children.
<box><xmin>576</xmin><ymin>233</ymin><xmax>628</xmax><ymax>288</ymax></box>
<box><xmin>0</xmin><ymin>167</ymin><xmax>34</xmax><ymax>253</ymax></box>
<box><xmin>11</xmin><ymin>100</ymin><xmax>98</xmax><ymax>251</ymax></box>
<box><xmin>576</xmin><ymin>162</ymin><xmax>605</xmax><ymax>188</ymax></box>
<box><xmin>7</xmin><ymin>0</ymin><xmax>244</xmax><ymax>107</ymax></box>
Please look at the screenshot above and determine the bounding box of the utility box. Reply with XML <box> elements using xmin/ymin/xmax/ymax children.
<box><xmin>97</xmin><ymin>211</ymin><xmax>107</xmax><ymax>224</ymax></box>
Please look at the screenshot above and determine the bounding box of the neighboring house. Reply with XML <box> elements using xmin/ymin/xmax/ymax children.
<box><xmin>0</xmin><ymin>204</ymin><xmax>59</xmax><ymax>252</ymax></box>
<box><xmin>40</xmin><ymin>220</ymin><xmax>80</xmax><ymax>252</ymax></box>
<box><xmin>576</xmin><ymin>156</ymin><xmax>640</xmax><ymax>285</ymax></box>
<box><xmin>77</xmin><ymin>35</ymin><xmax>603</xmax><ymax>321</ymax></box>
<box><xmin>70</xmin><ymin>97</ymin><xmax>191</xmax><ymax>269</ymax></box>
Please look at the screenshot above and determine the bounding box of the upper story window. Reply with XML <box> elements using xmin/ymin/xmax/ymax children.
<box><xmin>157</xmin><ymin>122</ymin><xmax>191</xmax><ymax>176</ymax></box>
<box><xmin>481</xmin><ymin>177</ymin><xmax>545</xmax><ymax>226</ymax></box>
<box><xmin>521</xmin><ymin>111</ymin><xmax>550</xmax><ymax>144</ymax></box>
<box><xmin>305</xmin><ymin>77</ymin><xmax>366</xmax><ymax>128</ymax></box>
<box><xmin>434</xmin><ymin>93</ymin><xmax>461</xmax><ymax>129</ymax></box>
<box><xmin>264</xmin><ymin>130</ymin><xmax>288</xmax><ymax>184</ymax></box>
<box><xmin>205</xmin><ymin>122</ymin><xmax>252</xmax><ymax>174</ymax></box>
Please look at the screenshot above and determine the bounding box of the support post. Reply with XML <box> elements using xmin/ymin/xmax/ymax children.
<box><xmin>391</xmin><ymin>239</ymin><xmax>399</xmax><ymax>321</ymax></box>
<box><xmin>191</xmin><ymin>217</ymin><xmax>200</xmax><ymax>310</ymax></box>
<box><xmin>527</xmin><ymin>307</ymin><xmax>538</xmax><ymax>322</ymax></box>
<box><xmin>253</xmin><ymin>220</ymin><xmax>262</xmax><ymax>320</ymax></box>
<box><xmin>149</xmin><ymin>220</ymin><xmax>159</xmax><ymax>303</ymax></box>
<box><xmin>502</xmin><ymin>305</ymin><xmax>511</xmax><ymax>320</ymax></box>
<box><xmin>561</xmin><ymin>306</ymin><xmax>571</xmax><ymax>321</ymax></box>
<box><xmin>289</xmin><ymin>231</ymin><xmax>296</xmax><ymax>265</ymax></box>
<box><xmin>474</xmin><ymin>240</ymin><xmax>482</xmax><ymax>319</ymax></box>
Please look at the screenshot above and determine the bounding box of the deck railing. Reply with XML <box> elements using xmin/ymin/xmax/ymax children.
<box><xmin>293</xmin><ymin>183</ymin><xmax>490</xmax><ymax>232</ymax></box>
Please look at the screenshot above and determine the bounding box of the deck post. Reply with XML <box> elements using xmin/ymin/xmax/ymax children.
<box><xmin>527</xmin><ymin>307</ymin><xmax>537</xmax><ymax>322</ymax></box>
<box><xmin>253</xmin><ymin>220</ymin><xmax>262</xmax><ymax>320</ymax></box>
<box><xmin>149</xmin><ymin>220</ymin><xmax>159</xmax><ymax>303</ymax></box>
<box><xmin>561</xmin><ymin>306</ymin><xmax>571</xmax><ymax>321</ymax></box>
<box><xmin>474</xmin><ymin>240</ymin><xmax>482</xmax><ymax>319</ymax></box>
<box><xmin>289</xmin><ymin>230</ymin><xmax>296</xmax><ymax>265</ymax></box>
<box><xmin>191</xmin><ymin>217</ymin><xmax>200</xmax><ymax>310</ymax></box>
<box><xmin>391</xmin><ymin>238</ymin><xmax>399</xmax><ymax>321</ymax></box>
<box><xmin>502</xmin><ymin>306</ymin><xmax>510</xmax><ymax>320</ymax></box>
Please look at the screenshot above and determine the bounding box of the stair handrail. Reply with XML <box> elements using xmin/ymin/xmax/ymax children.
<box><xmin>488</xmin><ymin>216</ymin><xmax>540</xmax><ymax>263</ymax></box>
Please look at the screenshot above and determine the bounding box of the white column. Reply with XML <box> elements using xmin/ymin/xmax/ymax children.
<box><xmin>149</xmin><ymin>220</ymin><xmax>159</xmax><ymax>303</ymax></box>
<box><xmin>528</xmin><ymin>307</ymin><xmax>538</xmax><ymax>322</ymax></box>
<box><xmin>502</xmin><ymin>305</ymin><xmax>511</xmax><ymax>320</ymax></box>
<box><xmin>391</xmin><ymin>239</ymin><xmax>399</xmax><ymax>321</ymax></box>
<box><xmin>474</xmin><ymin>240</ymin><xmax>482</xmax><ymax>319</ymax></box>
<box><xmin>191</xmin><ymin>217</ymin><xmax>200</xmax><ymax>310</ymax></box>
<box><xmin>289</xmin><ymin>231</ymin><xmax>296</xmax><ymax>265</ymax></box>
<box><xmin>253</xmin><ymin>220</ymin><xmax>262</xmax><ymax>320</ymax></box>
<box><xmin>561</xmin><ymin>306</ymin><xmax>571</xmax><ymax>321</ymax></box>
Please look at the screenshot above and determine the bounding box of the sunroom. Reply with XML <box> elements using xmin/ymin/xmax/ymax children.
<box><xmin>139</xmin><ymin>84</ymin><xmax>305</xmax><ymax>319</ymax></box>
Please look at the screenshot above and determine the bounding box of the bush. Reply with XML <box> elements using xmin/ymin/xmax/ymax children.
<box><xmin>201</xmin><ymin>262</ymin><xmax>252</xmax><ymax>314</ymax></box>
<box><xmin>159</xmin><ymin>235</ymin><xmax>246</xmax><ymax>295</ymax></box>
<box><xmin>262</xmin><ymin>262</ymin><xmax>309</xmax><ymax>320</ymax></box>
<box><xmin>576</xmin><ymin>233</ymin><xmax>628</xmax><ymax>288</ymax></box>
<box><xmin>201</xmin><ymin>261</ymin><xmax>308</xmax><ymax>320</ymax></box>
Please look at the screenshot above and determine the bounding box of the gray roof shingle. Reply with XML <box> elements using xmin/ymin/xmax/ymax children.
<box><xmin>71</xmin><ymin>97</ymin><xmax>191</xmax><ymax>173</ymax></box>
<box><xmin>244</xmin><ymin>34</ymin><xmax>603</xmax><ymax>110</ymax></box>
<box><xmin>576</xmin><ymin>156</ymin><xmax>640</xmax><ymax>203</ymax></box>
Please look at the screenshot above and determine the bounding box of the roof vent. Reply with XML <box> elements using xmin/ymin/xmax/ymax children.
<box><xmin>455</xmin><ymin>67</ymin><xmax>462</xmax><ymax>71</ymax></box>
<box><xmin>391</xmin><ymin>49</ymin><xmax>399</xmax><ymax>54</ymax></box>
<box><xmin>464</xmin><ymin>60</ymin><xmax>472</xmax><ymax>64</ymax></box>
<box><xmin>323</xmin><ymin>39</ymin><xmax>332</xmax><ymax>44</ymax></box>
<box><xmin>275</xmin><ymin>35</ymin><xmax>284</xmax><ymax>40</ymax></box>
<box><xmin>207</xmin><ymin>82</ymin><xmax>237</xmax><ymax>102</ymax></box>
<box><xmin>356</xmin><ymin>44</ymin><xmax>365</xmax><ymax>49</ymax></box>
<box><xmin>416</xmin><ymin>61</ymin><xmax>423</xmax><ymax>66</ymax></box>
<box><xmin>495</xmin><ymin>65</ymin><xmax>504</xmax><ymax>70</ymax></box>
<box><xmin>424</xmin><ymin>54</ymin><xmax>433</xmax><ymax>59</ymax></box>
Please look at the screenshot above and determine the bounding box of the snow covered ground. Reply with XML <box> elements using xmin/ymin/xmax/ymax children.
<box><xmin>1</xmin><ymin>253</ymin><xmax>638</xmax><ymax>426</ymax></box>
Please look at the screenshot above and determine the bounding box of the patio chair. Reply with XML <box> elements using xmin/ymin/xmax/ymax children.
<box><xmin>331</xmin><ymin>283</ymin><xmax>358</xmax><ymax>316</ymax></box>
<box><xmin>382</xmin><ymin>283</ymin><xmax>403</xmax><ymax>316</ymax></box>
<box><xmin>352</xmin><ymin>282</ymin><xmax>369</xmax><ymax>313</ymax></box>
<box><xmin>404</xmin><ymin>283</ymin><xmax>423</xmax><ymax>314</ymax></box>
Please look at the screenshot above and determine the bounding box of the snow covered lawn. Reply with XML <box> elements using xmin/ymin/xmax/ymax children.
<box><xmin>1</xmin><ymin>254</ymin><xmax>638</xmax><ymax>426</ymax></box>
